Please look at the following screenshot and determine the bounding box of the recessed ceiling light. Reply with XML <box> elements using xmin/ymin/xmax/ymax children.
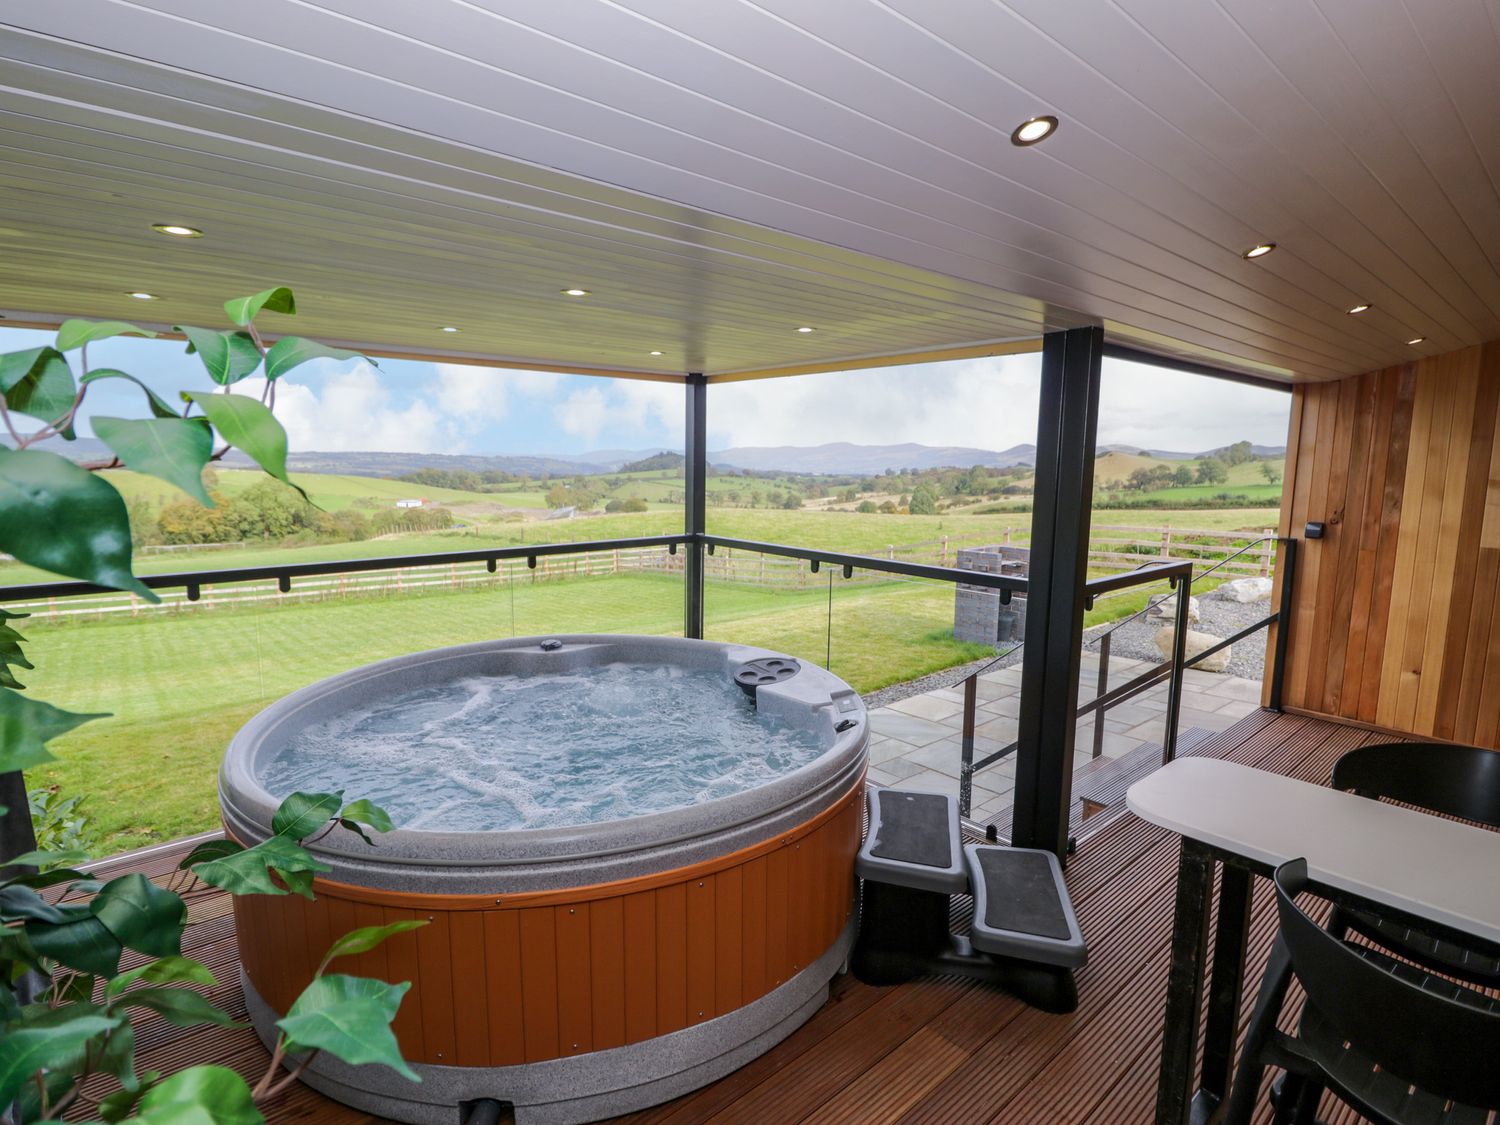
<box><xmin>1242</xmin><ymin>242</ymin><xmax>1276</xmax><ymax>260</ymax></box>
<box><xmin>1407</xmin><ymin>336</ymin><xmax>1426</xmax><ymax>345</ymax></box>
<box><xmin>796</xmin><ymin>326</ymin><xmax>815</xmax><ymax>333</ymax></box>
<box><xmin>561</xmin><ymin>288</ymin><xmax>590</xmax><ymax>297</ymax></box>
<box><xmin>126</xmin><ymin>291</ymin><xmax>158</xmax><ymax>300</ymax></box>
<box><xmin>1347</xmin><ymin>303</ymin><xmax>1372</xmax><ymax>314</ymax></box>
<box><xmin>150</xmin><ymin>223</ymin><xmax>203</xmax><ymax>238</ymax></box>
<box><xmin>1010</xmin><ymin>115</ymin><xmax>1059</xmax><ymax>146</ymax></box>
<box><xmin>649</xmin><ymin>350</ymin><xmax>664</xmax><ymax>356</ymax></box>
<box><xmin>440</xmin><ymin>326</ymin><xmax>459</xmax><ymax>333</ymax></box>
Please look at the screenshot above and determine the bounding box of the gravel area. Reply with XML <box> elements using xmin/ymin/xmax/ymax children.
<box><xmin>1083</xmin><ymin>589</ymin><xmax>1273</xmax><ymax>680</ymax></box>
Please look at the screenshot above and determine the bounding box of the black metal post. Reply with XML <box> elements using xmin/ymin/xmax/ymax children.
<box><xmin>684</xmin><ymin>374</ymin><xmax>707</xmax><ymax>639</ymax></box>
<box><xmin>1163</xmin><ymin>570</ymin><xmax>1192</xmax><ymax>763</ymax></box>
<box><xmin>1200</xmin><ymin>862</ymin><xmax>1253</xmax><ymax>1109</ymax></box>
<box><xmin>0</xmin><ymin>767</ymin><xmax>37</xmax><ymax>877</ymax></box>
<box><xmin>1155</xmin><ymin>837</ymin><xmax>1214</xmax><ymax>1125</ymax></box>
<box><xmin>959</xmin><ymin>673</ymin><xmax>978</xmax><ymax>818</ymax></box>
<box><xmin>1012</xmin><ymin>326</ymin><xmax>1104</xmax><ymax>858</ymax></box>
<box><xmin>1268</xmin><ymin>537</ymin><xmax>1297</xmax><ymax>712</ymax></box>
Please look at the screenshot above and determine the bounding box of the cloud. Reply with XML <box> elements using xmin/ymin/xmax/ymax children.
<box><xmin>554</xmin><ymin>386</ymin><xmax>610</xmax><ymax>443</ymax></box>
<box><xmin>708</xmin><ymin>354</ymin><xmax>1291</xmax><ymax>452</ymax></box>
<box><xmin>243</xmin><ymin>363</ymin><xmax>444</xmax><ymax>453</ymax></box>
<box><xmin>432</xmin><ymin>363</ymin><xmax>557</xmax><ymax>428</ymax></box>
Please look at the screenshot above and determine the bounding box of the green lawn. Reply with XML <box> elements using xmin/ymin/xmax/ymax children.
<box><xmin>24</xmin><ymin>572</ymin><xmax>984</xmax><ymax>852</ymax></box>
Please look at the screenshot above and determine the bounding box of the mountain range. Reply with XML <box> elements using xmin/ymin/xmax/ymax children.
<box><xmin>9</xmin><ymin>438</ymin><xmax>1284</xmax><ymax>478</ymax></box>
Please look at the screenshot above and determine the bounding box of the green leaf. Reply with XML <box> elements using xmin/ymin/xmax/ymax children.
<box><xmin>272</xmin><ymin>790</ymin><xmax>343</xmax><ymax>839</ymax></box>
<box><xmin>277</xmin><ymin>974</ymin><xmax>418</xmax><ymax>1081</ymax></box>
<box><xmin>98</xmin><ymin>1069</ymin><xmax>159</xmax><ymax>1122</ymax></box>
<box><xmin>177</xmin><ymin>326</ymin><xmax>262</xmax><ymax>385</ymax></box>
<box><xmin>223</xmin><ymin>286</ymin><xmax>295</xmax><ymax>326</ymax></box>
<box><xmin>339</xmin><ymin>797</ymin><xmax>394</xmax><ymax>835</ymax></box>
<box><xmin>178</xmin><ymin>838</ymin><xmax>242</xmax><ymax>869</ymax></box>
<box><xmin>0</xmin><ymin>347</ymin><xmax>78</xmax><ymax>436</ymax></box>
<box><xmin>191</xmin><ymin>835</ymin><xmax>328</xmax><ymax>899</ymax></box>
<box><xmin>0</xmin><ymin>867</ymin><xmax>90</xmax><ymax>892</ymax></box>
<box><xmin>94</xmin><ymin>1018</ymin><xmax>138</xmax><ymax>1093</ymax></box>
<box><xmin>264</xmin><ymin>336</ymin><xmax>364</xmax><ymax>380</ymax></box>
<box><xmin>0</xmin><ymin>1009</ymin><xmax>120</xmax><ymax>1107</ymax></box>
<box><xmin>318</xmin><ymin>920</ymin><xmax>427</xmax><ymax>975</ymax></box>
<box><xmin>133</xmin><ymin>1065</ymin><xmax>263</xmax><ymax>1125</ymax></box>
<box><xmin>181</xmin><ymin>393</ymin><xmax>304</xmax><ymax>499</ymax></box>
<box><xmin>94</xmin><ymin>416</ymin><xmax>215</xmax><ymax>506</ymax></box>
<box><xmin>56</xmin><ymin>319</ymin><xmax>156</xmax><ymax>352</ymax></box>
<box><xmin>80</xmin><ymin>369</ymin><xmax>182</xmax><ymax>419</ymax></box>
<box><xmin>26</xmin><ymin>908</ymin><xmax>124</xmax><ymax>977</ymax></box>
<box><xmin>0</xmin><ymin>448</ymin><xmax>156</xmax><ymax>598</ymax></box>
<box><xmin>117</xmin><ymin>986</ymin><xmax>239</xmax><ymax>1027</ymax></box>
<box><xmin>0</xmin><ymin>687</ymin><xmax>107</xmax><ymax>773</ymax></box>
<box><xmin>107</xmin><ymin>955</ymin><xmax>217</xmax><ymax>997</ymax></box>
<box><xmin>3</xmin><ymin>847</ymin><xmax>89</xmax><ymax>869</ymax></box>
<box><xmin>90</xmin><ymin>873</ymin><xmax>186</xmax><ymax>958</ymax></box>
<box><xmin>0</xmin><ymin>883</ymin><xmax>69</xmax><ymax>923</ymax></box>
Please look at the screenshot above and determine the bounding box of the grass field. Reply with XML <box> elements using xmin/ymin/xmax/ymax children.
<box><xmin>24</xmin><ymin>572</ymin><xmax>989</xmax><ymax>851</ymax></box>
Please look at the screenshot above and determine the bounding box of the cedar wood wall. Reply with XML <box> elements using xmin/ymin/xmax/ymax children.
<box><xmin>1270</xmin><ymin>339</ymin><xmax>1500</xmax><ymax>744</ymax></box>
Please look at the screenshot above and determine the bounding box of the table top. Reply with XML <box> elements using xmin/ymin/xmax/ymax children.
<box><xmin>1126</xmin><ymin>757</ymin><xmax>1500</xmax><ymax>946</ymax></box>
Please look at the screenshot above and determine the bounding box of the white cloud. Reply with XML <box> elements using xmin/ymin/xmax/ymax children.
<box><xmin>708</xmin><ymin>354</ymin><xmax>1291</xmax><ymax>453</ymax></box>
<box><xmin>432</xmin><ymin>363</ymin><xmax>557</xmax><ymax>428</ymax></box>
<box><xmin>242</xmin><ymin>364</ymin><xmax>444</xmax><ymax>453</ymax></box>
<box><xmin>554</xmin><ymin>386</ymin><xmax>610</xmax><ymax>443</ymax></box>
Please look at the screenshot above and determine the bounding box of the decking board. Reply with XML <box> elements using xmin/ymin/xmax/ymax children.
<box><xmin>61</xmin><ymin>712</ymin><xmax>1448</xmax><ymax>1124</ymax></box>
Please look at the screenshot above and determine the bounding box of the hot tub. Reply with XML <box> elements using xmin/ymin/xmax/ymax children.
<box><xmin>220</xmin><ymin>634</ymin><xmax>868</xmax><ymax>1124</ymax></box>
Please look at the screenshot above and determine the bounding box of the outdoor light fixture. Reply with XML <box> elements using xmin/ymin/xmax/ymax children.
<box><xmin>1010</xmin><ymin>115</ymin><xmax>1058</xmax><ymax>146</ymax></box>
<box><xmin>649</xmin><ymin>350</ymin><xmax>664</xmax><ymax>356</ymax></box>
<box><xmin>561</xmin><ymin>288</ymin><xmax>590</xmax><ymax>297</ymax></box>
<box><xmin>150</xmin><ymin>223</ymin><xmax>203</xmax><ymax>238</ymax></box>
<box><xmin>1242</xmin><ymin>242</ymin><xmax>1276</xmax><ymax>259</ymax></box>
<box><xmin>1407</xmin><ymin>336</ymin><xmax>1426</xmax><ymax>345</ymax></box>
<box><xmin>1347</xmin><ymin>303</ymin><xmax>1371</xmax><ymax>314</ymax></box>
<box><xmin>126</xmin><ymin>291</ymin><xmax>158</xmax><ymax>300</ymax></box>
<box><xmin>440</xmin><ymin>326</ymin><xmax>459</xmax><ymax>333</ymax></box>
<box><xmin>796</xmin><ymin>326</ymin><xmax>815</xmax><ymax>333</ymax></box>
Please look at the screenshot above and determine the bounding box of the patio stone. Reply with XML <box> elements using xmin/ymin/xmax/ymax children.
<box><xmin>867</xmin><ymin>737</ymin><xmax>920</xmax><ymax>766</ymax></box>
<box><xmin>868</xmin><ymin>710</ymin><xmax>953</xmax><ymax>746</ymax></box>
<box><xmin>886</xmin><ymin>693</ymin><xmax>964</xmax><ymax>722</ymax></box>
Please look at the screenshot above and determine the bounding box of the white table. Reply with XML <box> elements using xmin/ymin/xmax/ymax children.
<box><xmin>1127</xmin><ymin>758</ymin><xmax>1500</xmax><ymax>1125</ymax></box>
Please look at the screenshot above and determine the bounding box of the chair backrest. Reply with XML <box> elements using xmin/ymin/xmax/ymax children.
<box><xmin>1273</xmin><ymin>859</ymin><xmax>1500</xmax><ymax>1110</ymax></box>
<box><xmin>1330</xmin><ymin>741</ymin><xmax>1500</xmax><ymax>828</ymax></box>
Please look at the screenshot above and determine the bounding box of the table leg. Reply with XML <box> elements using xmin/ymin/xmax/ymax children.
<box><xmin>1155</xmin><ymin>837</ymin><xmax>1213</xmax><ymax>1125</ymax></box>
<box><xmin>1200</xmin><ymin>861</ymin><xmax>1253</xmax><ymax>1110</ymax></box>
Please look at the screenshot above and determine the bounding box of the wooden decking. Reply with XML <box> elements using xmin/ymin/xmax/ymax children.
<box><xmin>74</xmin><ymin>710</ymin><xmax>1408</xmax><ymax>1124</ymax></box>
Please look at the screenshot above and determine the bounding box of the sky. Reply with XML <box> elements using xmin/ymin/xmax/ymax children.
<box><xmin>0</xmin><ymin>326</ymin><xmax>1292</xmax><ymax>458</ymax></box>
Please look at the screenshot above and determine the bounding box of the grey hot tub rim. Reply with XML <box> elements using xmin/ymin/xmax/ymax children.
<box><xmin>219</xmin><ymin>634</ymin><xmax>868</xmax><ymax>894</ymax></box>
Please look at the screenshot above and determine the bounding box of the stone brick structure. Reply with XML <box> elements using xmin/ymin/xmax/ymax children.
<box><xmin>954</xmin><ymin>545</ymin><xmax>1030</xmax><ymax>645</ymax></box>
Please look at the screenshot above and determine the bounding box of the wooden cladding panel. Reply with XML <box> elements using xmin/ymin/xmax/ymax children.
<box><xmin>232</xmin><ymin>784</ymin><xmax>861</xmax><ymax>1067</ymax></box>
<box><xmin>1276</xmin><ymin>340</ymin><xmax>1500</xmax><ymax>743</ymax></box>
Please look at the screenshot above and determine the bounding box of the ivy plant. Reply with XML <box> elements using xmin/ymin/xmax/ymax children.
<box><xmin>0</xmin><ymin>290</ymin><xmax>415</xmax><ymax>1123</ymax></box>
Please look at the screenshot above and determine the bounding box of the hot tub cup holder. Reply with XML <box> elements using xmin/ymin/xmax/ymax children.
<box><xmin>733</xmin><ymin>656</ymin><xmax>802</xmax><ymax>699</ymax></box>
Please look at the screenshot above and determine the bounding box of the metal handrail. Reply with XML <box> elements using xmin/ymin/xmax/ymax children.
<box><xmin>0</xmin><ymin>535</ymin><xmax>691</xmax><ymax>601</ymax></box>
<box><xmin>701</xmin><ymin>535</ymin><xmax>1025</xmax><ymax>592</ymax></box>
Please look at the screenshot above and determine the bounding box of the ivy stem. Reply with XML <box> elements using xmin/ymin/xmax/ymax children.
<box><xmin>262</xmin><ymin>1049</ymin><xmax>320</xmax><ymax>1100</ymax></box>
<box><xmin>250</xmin><ymin>1034</ymin><xmax>288</xmax><ymax>1100</ymax></box>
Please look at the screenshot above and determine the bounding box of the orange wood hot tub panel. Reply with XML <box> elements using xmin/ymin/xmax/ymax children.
<box><xmin>234</xmin><ymin>779</ymin><xmax>863</xmax><ymax>1066</ymax></box>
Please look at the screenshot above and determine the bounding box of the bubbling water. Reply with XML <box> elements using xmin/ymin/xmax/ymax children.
<box><xmin>258</xmin><ymin>663</ymin><xmax>827</xmax><ymax>832</ymax></box>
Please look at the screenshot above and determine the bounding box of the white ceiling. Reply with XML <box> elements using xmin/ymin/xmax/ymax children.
<box><xmin>1</xmin><ymin>0</ymin><xmax>1498</xmax><ymax>383</ymax></box>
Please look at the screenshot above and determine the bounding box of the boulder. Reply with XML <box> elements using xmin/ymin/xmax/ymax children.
<box><xmin>1217</xmin><ymin>577</ymin><xmax>1273</xmax><ymax>604</ymax></box>
<box><xmin>1148</xmin><ymin>594</ymin><xmax>1201</xmax><ymax>623</ymax></box>
<box><xmin>1154</xmin><ymin>625</ymin><xmax>1231</xmax><ymax>673</ymax></box>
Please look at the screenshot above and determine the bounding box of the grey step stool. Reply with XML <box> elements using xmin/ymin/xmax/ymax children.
<box><xmin>850</xmin><ymin>787</ymin><xmax>1086</xmax><ymax>1013</ymax></box>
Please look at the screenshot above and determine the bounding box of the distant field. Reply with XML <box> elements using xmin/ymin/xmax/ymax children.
<box><xmin>102</xmin><ymin>468</ymin><xmax>498</xmax><ymax>512</ymax></box>
<box><xmin>25</xmin><ymin>572</ymin><xmax>986</xmax><ymax>850</ymax></box>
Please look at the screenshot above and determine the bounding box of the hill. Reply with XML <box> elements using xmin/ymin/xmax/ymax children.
<box><xmin>710</xmin><ymin>442</ymin><xmax>1039</xmax><ymax>474</ymax></box>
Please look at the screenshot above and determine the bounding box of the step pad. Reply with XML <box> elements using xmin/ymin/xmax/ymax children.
<box><xmin>965</xmin><ymin>844</ymin><xmax>1087</xmax><ymax>968</ymax></box>
<box><xmin>856</xmin><ymin>788</ymin><xmax>968</xmax><ymax>894</ymax></box>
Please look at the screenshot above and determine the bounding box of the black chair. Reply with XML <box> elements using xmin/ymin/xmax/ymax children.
<box><xmin>1223</xmin><ymin>859</ymin><xmax>1500</xmax><ymax>1125</ymax></box>
<box><xmin>1330</xmin><ymin>741</ymin><xmax>1500</xmax><ymax>989</ymax></box>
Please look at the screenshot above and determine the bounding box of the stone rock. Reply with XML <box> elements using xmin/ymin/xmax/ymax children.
<box><xmin>1154</xmin><ymin>625</ymin><xmax>1231</xmax><ymax>673</ymax></box>
<box><xmin>1217</xmin><ymin>576</ymin><xmax>1273</xmax><ymax>603</ymax></box>
<box><xmin>1148</xmin><ymin>594</ymin><xmax>1201</xmax><ymax>623</ymax></box>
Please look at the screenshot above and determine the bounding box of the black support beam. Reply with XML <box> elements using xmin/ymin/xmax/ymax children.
<box><xmin>1012</xmin><ymin>326</ymin><xmax>1104</xmax><ymax>858</ymax></box>
<box><xmin>684</xmin><ymin>374</ymin><xmax>707</xmax><ymax>638</ymax></box>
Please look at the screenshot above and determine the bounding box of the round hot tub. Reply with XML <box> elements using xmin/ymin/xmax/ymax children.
<box><xmin>220</xmin><ymin>634</ymin><xmax>868</xmax><ymax>1125</ymax></box>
